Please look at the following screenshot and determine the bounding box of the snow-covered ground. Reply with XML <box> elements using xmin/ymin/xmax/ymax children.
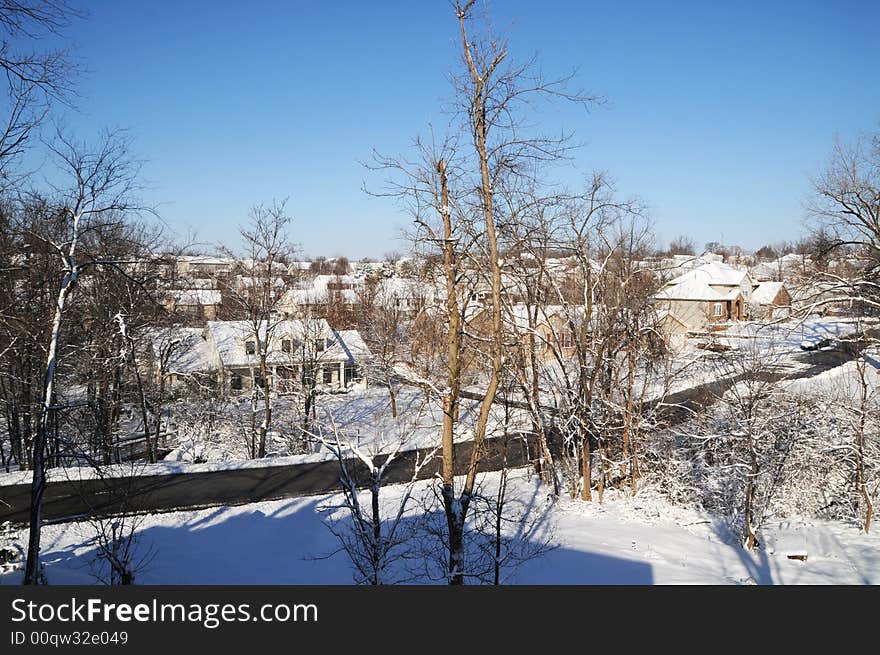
<box><xmin>3</xmin><ymin>471</ymin><xmax>876</xmax><ymax>585</ymax></box>
<box><xmin>160</xmin><ymin>384</ymin><xmax>530</xmax><ymax>465</ymax></box>
<box><xmin>715</xmin><ymin>316</ymin><xmax>872</xmax><ymax>357</ymax></box>
<box><xmin>785</xmin><ymin>348</ymin><xmax>880</xmax><ymax>397</ymax></box>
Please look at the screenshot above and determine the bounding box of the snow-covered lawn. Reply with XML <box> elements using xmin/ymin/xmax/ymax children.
<box><xmin>161</xmin><ymin>384</ymin><xmax>531</xmax><ymax>464</ymax></box>
<box><xmin>3</xmin><ymin>471</ymin><xmax>876</xmax><ymax>585</ymax></box>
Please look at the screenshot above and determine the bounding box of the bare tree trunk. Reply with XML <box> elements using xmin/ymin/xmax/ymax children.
<box><xmin>855</xmin><ymin>358</ymin><xmax>873</xmax><ymax>533</ymax></box>
<box><xmin>744</xmin><ymin>431</ymin><xmax>759</xmax><ymax>550</ymax></box>
<box><xmin>24</xmin><ymin>267</ymin><xmax>75</xmax><ymax>584</ymax></box>
<box><xmin>581</xmin><ymin>430</ymin><xmax>592</xmax><ymax>501</ymax></box>
<box><xmin>386</xmin><ymin>370</ymin><xmax>398</xmax><ymax>419</ymax></box>
<box><xmin>457</xmin><ymin>5</ymin><xmax>506</xmax><ymax>565</ymax></box>
<box><xmin>258</xmin><ymin>351</ymin><xmax>270</xmax><ymax>458</ymax></box>
<box><xmin>153</xmin><ymin>372</ymin><xmax>166</xmax><ymax>460</ymax></box>
<box><xmin>437</xmin><ymin>158</ymin><xmax>465</xmax><ymax>584</ymax></box>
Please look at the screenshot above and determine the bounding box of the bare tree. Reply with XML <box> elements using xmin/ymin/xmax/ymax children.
<box><xmin>315</xmin><ymin>410</ymin><xmax>436</xmax><ymax>585</ymax></box>
<box><xmin>221</xmin><ymin>200</ymin><xmax>295</xmax><ymax>458</ymax></box>
<box><xmin>0</xmin><ymin>1</ymin><xmax>82</xmax><ymax>186</ymax></box>
<box><xmin>23</xmin><ymin>130</ymin><xmax>144</xmax><ymax>584</ymax></box>
<box><xmin>805</xmin><ymin>131</ymin><xmax>880</xmax><ymax>314</ymax></box>
<box><xmin>368</xmin><ymin>1</ymin><xmax>596</xmax><ymax>583</ymax></box>
<box><xmin>667</xmin><ymin>235</ymin><xmax>696</xmax><ymax>256</ymax></box>
<box><xmin>694</xmin><ymin>344</ymin><xmax>802</xmax><ymax>550</ymax></box>
<box><xmin>81</xmin><ymin>460</ymin><xmax>157</xmax><ymax>585</ymax></box>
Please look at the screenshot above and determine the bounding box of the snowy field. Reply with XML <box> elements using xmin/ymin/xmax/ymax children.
<box><xmin>2</xmin><ymin>470</ymin><xmax>876</xmax><ymax>585</ymax></box>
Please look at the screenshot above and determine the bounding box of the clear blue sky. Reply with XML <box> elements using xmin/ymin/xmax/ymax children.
<box><xmin>57</xmin><ymin>0</ymin><xmax>880</xmax><ymax>258</ymax></box>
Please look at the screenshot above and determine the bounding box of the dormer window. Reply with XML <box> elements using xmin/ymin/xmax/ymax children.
<box><xmin>282</xmin><ymin>339</ymin><xmax>292</xmax><ymax>353</ymax></box>
<box><xmin>315</xmin><ymin>338</ymin><xmax>326</xmax><ymax>352</ymax></box>
<box><xmin>245</xmin><ymin>340</ymin><xmax>256</xmax><ymax>355</ymax></box>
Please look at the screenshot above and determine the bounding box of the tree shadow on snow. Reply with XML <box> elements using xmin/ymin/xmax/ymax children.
<box><xmin>30</xmin><ymin>489</ymin><xmax>653</xmax><ymax>585</ymax></box>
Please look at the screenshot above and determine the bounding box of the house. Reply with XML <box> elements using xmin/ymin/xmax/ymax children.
<box><xmin>203</xmin><ymin>319</ymin><xmax>370</xmax><ymax>393</ymax></box>
<box><xmin>173</xmin><ymin>255</ymin><xmax>236</xmax><ymax>280</ymax></box>
<box><xmin>652</xmin><ymin>262</ymin><xmax>754</xmax><ymax>332</ymax></box>
<box><xmin>374</xmin><ymin>277</ymin><xmax>435</xmax><ymax>314</ymax></box>
<box><xmin>466</xmin><ymin>303</ymin><xmax>582</xmax><ymax>364</ymax></box>
<box><xmin>143</xmin><ymin>326</ymin><xmax>219</xmax><ymax>389</ymax></box>
<box><xmin>656</xmin><ymin>310</ymin><xmax>690</xmax><ymax>352</ymax></box>
<box><xmin>749</xmin><ymin>281</ymin><xmax>791</xmax><ymax>320</ymax></box>
<box><xmin>276</xmin><ymin>287</ymin><xmax>359</xmax><ymax>319</ymax></box>
<box><xmin>164</xmin><ymin>289</ymin><xmax>223</xmax><ymax>321</ymax></box>
<box><xmin>503</xmin><ymin>304</ymin><xmax>579</xmax><ymax>361</ymax></box>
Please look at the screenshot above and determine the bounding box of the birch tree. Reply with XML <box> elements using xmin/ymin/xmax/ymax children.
<box><xmin>23</xmin><ymin>130</ymin><xmax>142</xmax><ymax>584</ymax></box>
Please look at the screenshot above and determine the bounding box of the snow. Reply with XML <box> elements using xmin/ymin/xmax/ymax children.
<box><xmin>166</xmin><ymin>289</ymin><xmax>222</xmax><ymax>306</ymax></box>
<box><xmin>655</xmin><ymin>274</ymin><xmax>743</xmax><ymax>302</ymax></box>
<box><xmin>3</xmin><ymin>470</ymin><xmax>875</xmax><ymax>584</ymax></box>
<box><xmin>0</xmin><ymin>450</ymin><xmax>334</xmax><ymax>488</ymax></box>
<box><xmin>655</xmin><ymin>262</ymin><xmax>751</xmax><ymax>301</ymax></box>
<box><xmin>713</xmin><ymin>316</ymin><xmax>869</xmax><ymax>357</ymax></box>
<box><xmin>205</xmin><ymin>319</ymin><xmax>369</xmax><ymax>368</ymax></box>
<box><xmin>785</xmin><ymin>350</ymin><xmax>880</xmax><ymax>396</ymax></box>
<box><xmin>146</xmin><ymin>326</ymin><xmax>217</xmax><ymax>375</ymax></box>
<box><xmin>278</xmin><ymin>288</ymin><xmax>358</xmax><ymax>307</ymax></box>
<box><xmin>750</xmin><ymin>281</ymin><xmax>785</xmax><ymax>305</ymax></box>
<box><xmin>308</xmin><ymin>385</ymin><xmax>530</xmax><ymax>451</ymax></box>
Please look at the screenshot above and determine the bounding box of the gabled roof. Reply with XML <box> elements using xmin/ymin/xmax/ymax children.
<box><xmin>279</xmin><ymin>288</ymin><xmax>358</xmax><ymax>307</ymax></box>
<box><xmin>204</xmin><ymin>319</ymin><xmax>368</xmax><ymax>368</ymax></box>
<box><xmin>333</xmin><ymin>330</ymin><xmax>372</xmax><ymax>362</ymax></box>
<box><xmin>654</xmin><ymin>262</ymin><xmax>749</xmax><ymax>301</ymax></box>
<box><xmin>750</xmin><ymin>281</ymin><xmax>786</xmax><ymax>305</ymax></box>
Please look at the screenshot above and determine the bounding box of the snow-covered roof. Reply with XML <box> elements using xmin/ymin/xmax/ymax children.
<box><xmin>233</xmin><ymin>275</ymin><xmax>286</xmax><ymax>288</ymax></box>
<box><xmin>167</xmin><ymin>289</ymin><xmax>222</xmax><ymax>306</ymax></box>
<box><xmin>312</xmin><ymin>274</ymin><xmax>358</xmax><ymax>289</ymax></box>
<box><xmin>654</xmin><ymin>262</ymin><xmax>749</xmax><ymax>301</ymax></box>
<box><xmin>146</xmin><ymin>327</ymin><xmax>218</xmax><ymax>375</ymax></box>
<box><xmin>205</xmin><ymin>319</ymin><xmax>368</xmax><ymax>368</ymax></box>
<box><xmin>333</xmin><ymin>330</ymin><xmax>372</xmax><ymax>362</ymax></box>
<box><xmin>750</xmin><ymin>262</ymin><xmax>779</xmax><ymax>281</ymax></box>
<box><xmin>750</xmin><ymin>282</ymin><xmax>787</xmax><ymax>305</ymax></box>
<box><xmin>375</xmin><ymin>277</ymin><xmax>434</xmax><ymax>304</ymax></box>
<box><xmin>279</xmin><ymin>288</ymin><xmax>358</xmax><ymax>307</ymax></box>
<box><xmin>176</xmin><ymin>255</ymin><xmax>235</xmax><ymax>266</ymax></box>
<box><xmin>655</xmin><ymin>309</ymin><xmax>689</xmax><ymax>330</ymax></box>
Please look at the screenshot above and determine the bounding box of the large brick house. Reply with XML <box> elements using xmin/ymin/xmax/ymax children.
<box><xmin>652</xmin><ymin>262</ymin><xmax>754</xmax><ymax>332</ymax></box>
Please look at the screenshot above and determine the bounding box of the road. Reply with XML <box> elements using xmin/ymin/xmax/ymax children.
<box><xmin>0</xmin><ymin>339</ymin><xmax>868</xmax><ymax>526</ymax></box>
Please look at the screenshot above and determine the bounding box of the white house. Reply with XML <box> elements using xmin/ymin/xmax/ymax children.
<box><xmin>203</xmin><ymin>319</ymin><xmax>371</xmax><ymax>393</ymax></box>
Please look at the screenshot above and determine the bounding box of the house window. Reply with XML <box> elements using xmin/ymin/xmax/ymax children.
<box><xmin>282</xmin><ymin>339</ymin><xmax>292</xmax><ymax>353</ymax></box>
<box><xmin>230</xmin><ymin>373</ymin><xmax>243</xmax><ymax>390</ymax></box>
<box><xmin>323</xmin><ymin>368</ymin><xmax>334</xmax><ymax>384</ymax></box>
<box><xmin>713</xmin><ymin>303</ymin><xmax>723</xmax><ymax>317</ymax></box>
<box><xmin>245</xmin><ymin>340</ymin><xmax>256</xmax><ymax>355</ymax></box>
<box><xmin>315</xmin><ymin>338</ymin><xmax>326</xmax><ymax>352</ymax></box>
<box><xmin>560</xmin><ymin>331</ymin><xmax>574</xmax><ymax>348</ymax></box>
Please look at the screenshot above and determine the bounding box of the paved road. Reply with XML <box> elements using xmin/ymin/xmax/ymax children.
<box><xmin>0</xmin><ymin>433</ymin><xmax>533</xmax><ymax>525</ymax></box>
<box><xmin>1</xmin><ymin>339</ymin><xmax>868</xmax><ymax>526</ymax></box>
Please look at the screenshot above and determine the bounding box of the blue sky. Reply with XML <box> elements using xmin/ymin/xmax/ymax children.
<box><xmin>55</xmin><ymin>1</ymin><xmax>880</xmax><ymax>258</ymax></box>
